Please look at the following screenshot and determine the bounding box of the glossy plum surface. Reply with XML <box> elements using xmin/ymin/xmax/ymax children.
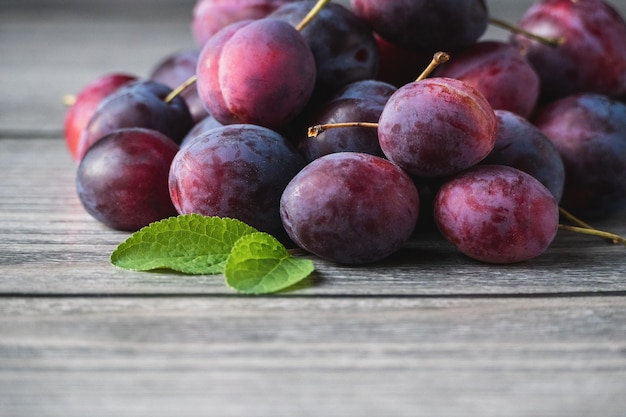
<box><xmin>510</xmin><ymin>0</ymin><xmax>626</xmax><ymax>100</ymax></box>
<box><xmin>191</xmin><ymin>0</ymin><xmax>297</xmax><ymax>46</ymax></box>
<box><xmin>196</xmin><ymin>18</ymin><xmax>316</xmax><ymax>129</ymax></box>
<box><xmin>378</xmin><ymin>77</ymin><xmax>497</xmax><ymax>177</ymax></box>
<box><xmin>350</xmin><ymin>0</ymin><xmax>489</xmax><ymax>51</ymax></box>
<box><xmin>483</xmin><ymin>110</ymin><xmax>565</xmax><ymax>201</ymax></box>
<box><xmin>434</xmin><ymin>41</ymin><xmax>540</xmax><ymax>118</ymax></box>
<box><xmin>269</xmin><ymin>1</ymin><xmax>379</xmax><ymax>99</ymax></box>
<box><xmin>280</xmin><ymin>152</ymin><xmax>420</xmax><ymax>264</ymax></box>
<box><xmin>64</xmin><ymin>73</ymin><xmax>137</xmax><ymax>160</ymax></box>
<box><xmin>298</xmin><ymin>79</ymin><xmax>396</xmax><ymax>162</ymax></box>
<box><xmin>76</xmin><ymin>128</ymin><xmax>180</xmax><ymax>231</ymax></box>
<box><xmin>434</xmin><ymin>165</ymin><xmax>559</xmax><ymax>264</ymax></box>
<box><xmin>168</xmin><ymin>124</ymin><xmax>306</xmax><ymax>241</ymax></box>
<box><xmin>77</xmin><ymin>80</ymin><xmax>193</xmax><ymax>160</ymax></box>
<box><xmin>533</xmin><ymin>93</ymin><xmax>626</xmax><ymax>220</ymax></box>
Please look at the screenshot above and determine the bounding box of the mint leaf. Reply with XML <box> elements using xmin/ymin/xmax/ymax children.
<box><xmin>224</xmin><ymin>232</ymin><xmax>315</xmax><ymax>294</ymax></box>
<box><xmin>110</xmin><ymin>214</ymin><xmax>258</xmax><ymax>274</ymax></box>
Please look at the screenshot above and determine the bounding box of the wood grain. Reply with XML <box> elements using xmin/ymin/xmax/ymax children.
<box><xmin>1</xmin><ymin>296</ymin><xmax>625</xmax><ymax>417</ymax></box>
<box><xmin>2</xmin><ymin>1</ymin><xmax>626</xmax><ymax>416</ymax></box>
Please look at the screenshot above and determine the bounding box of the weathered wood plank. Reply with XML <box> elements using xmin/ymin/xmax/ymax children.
<box><xmin>1</xmin><ymin>296</ymin><xmax>625</xmax><ymax>417</ymax></box>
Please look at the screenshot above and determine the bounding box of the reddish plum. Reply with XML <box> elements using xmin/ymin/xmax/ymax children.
<box><xmin>434</xmin><ymin>41</ymin><xmax>540</xmax><ymax>118</ymax></box>
<box><xmin>196</xmin><ymin>18</ymin><xmax>316</xmax><ymax>129</ymax></box>
<box><xmin>168</xmin><ymin>124</ymin><xmax>306</xmax><ymax>242</ymax></box>
<box><xmin>482</xmin><ymin>110</ymin><xmax>565</xmax><ymax>201</ymax></box>
<box><xmin>533</xmin><ymin>93</ymin><xmax>626</xmax><ymax>220</ymax></box>
<box><xmin>76</xmin><ymin>128</ymin><xmax>179</xmax><ymax>231</ymax></box>
<box><xmin>378</xmin><ymin>77</ymin><xmax>497</xmax><ymax>177</ymax></box>
<box><xmin>77</xmin><ymin>80</ymin><xmax>193</xmax><ymax>160</ymax></box>
<box><xmin>510</xmin><ymin>0</ymin><xmax>626</xmax><ymax>100</ymax></box>
<box><xmin>434</xmin><ymin>165</ymin><xmax>559</xmax><ymax>264</ymax></box>
<box><xmin>64</xmin><ymin>73</ymin><xmax>137</xmax><ymax>160</ymax></box>
<box><xmin>280</xmin><ymin>152</ymin><xmax>420</xmax><ymax>264</ymax></box>
<box><xmin>191</xmin><ymin>0</ymin><xmax>297</xmax><ymax>46</ymax></box>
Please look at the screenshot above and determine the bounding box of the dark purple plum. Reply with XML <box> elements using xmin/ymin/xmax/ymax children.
<box><xmin>434</xmin><ymin>41</ymin><xmax>540</xmax><ymax>118</ymax></box>
<box><xmin>350</xmin><ymin>0</ymin><xmax>489</xmax><ymax>51</ymax></box>
<box><xmin>378</xmin><ymin>77</ymin><xmax>497</xmax><ymax>177</ymax></box>
<box><xmin>77</xmin><ymin>80</ymin><xmax>193</xmax><ymax>160</ymax></box>
<box><xmin>76</xmin><ymin>128</ymin><xmax>180</xmax><ymax>231</ymax></box>
<box><xmin>434</xmin><ymin>165</ymin><xmax>559</xmax><ymax>264</ymax></box>
<box><xmin>196</xmin><ymin>18</ymin><xmax>316</xmax><ymax>129</ymax></box>
<box><xmin>373</xmin><ymin>33</ymin><xmax>431</xmax><ymax>88</ymax></box>
<box><xmin>482</xmin><ymin>110</ymin><xmax>565</xmax><ymax>201</ymax></box>
<box><xmin>269</xmin><ymin>1</ymin><xmax>379</xmax><ymax>99</ymax></box>
<box><xmin>510</xmin><ymin>0</ymin><xmax>626</xmax><ymax>100</ymax></box>
<box><xmin>298</xmin><ymin>79</ymin><xmax>396</xmax><ymax>162</ymax></box>
<box><xmin>168</xmin><ymin>124</ymin><xmax>306</xmax><ymax>241</ymax></box>
<box><xmin>280</xmin><ymin>152</ymin><xmax>420</xmax><ymax>264</ymax></box>
<box><xmin>533</xmin><ymin>93</ymin><xmax>626</xmax><ymax>220</ymax></box>
<box><xmin>149</xmin><ymin>49</ymin><xmax>209</xmax><ymax>124</ymax></box>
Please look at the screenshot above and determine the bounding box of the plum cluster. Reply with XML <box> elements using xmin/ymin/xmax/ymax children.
<box><xmin>66</xmin><ymin>0</ymin><xmax>626</xmax><ymax>266</ymax></box>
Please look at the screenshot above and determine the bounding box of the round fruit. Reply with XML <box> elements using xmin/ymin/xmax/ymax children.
<box><xmin>280</xmin><ymin>152</ymin><xmax>420</xmax><ymax>264</ymax></box>
<box><xmin>434</xmin><ymin>165</ymin><xmax>559</xmax><ymax>264</ymax></box>
<box><xmin>76</xmin><ymin>128</ymin><xmax>180</xmax><ymax>231</ymax></box>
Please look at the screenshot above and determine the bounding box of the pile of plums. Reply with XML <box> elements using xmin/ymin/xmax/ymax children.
<box><xmin>66</xmin><ymin>0</ymin><xmax>626</xmax><ymax>266</ymax></box>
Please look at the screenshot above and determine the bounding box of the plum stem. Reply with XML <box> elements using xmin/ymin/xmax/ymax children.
<box><xmin>489</xmin><ymin>17</ymin><xmax>564</xmax><ymax>47</ymax></box>
<box><xmin>307</xmin><ymin>122</ymin><xmax>379</xmax><ymax>138</ymax></box>
<box><xmin>558</xmin><ymin>224</ymin><xmax>626</xmax><ymax>247</ymax></box>
<box><xmin>558</xmin><ymin>207</ymin><xmax>626</xmax><ymax>246</ymax></box>
<box><xmin>558</xmin><ymin>207</ymin><xmax>595</xmax><ymax>230</ymax></box>
<box><xmin>164</xmin><ymin>74</ymin><xmax>198</xmax><ymax>104</ymax></box>
<box><xmin>295</xmin><ymin>0</ymin><xmax>331</xmax><ymax>31</ymax></box>
<box><xmin>416</xmin><ymin>52</ymin><xmax>450</xmax><ymax>81</ymax></box>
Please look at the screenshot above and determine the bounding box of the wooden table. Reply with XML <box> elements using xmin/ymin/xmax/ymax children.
<box><xmin>2</xmin><ymin>1</ymin><xmax>626</xmax><ymax>415</ymax></box>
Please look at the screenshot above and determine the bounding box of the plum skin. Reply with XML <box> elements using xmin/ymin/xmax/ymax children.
<box><xmin>510</xmin><ymin>0</ymin><xmax>626</xmax><ymax>100</ymax></box>
<box><xmin>434</xmin><ymin>165</ymin><xmax>559</xmax><ymax>264</ymax></box>
<box><xmin>434</xmin><ymin>41</ymin><xmax>540</xmax><ymax>119</ymax></box>
<box><xmin>280</xmin><ymin>152</ymin><xmax>420</xmax><ymax>265</ymax></box>
<box><xmin>76</xmin><ymin>128</ymin><xmax>180</xmax><ymax>231</ymax></box>
<box><xmin>196</xmin><ymin>18</ymin><xmax>316</xmax><ymax>129</ymax></box>
<box><xmin>168</xmin><ymin>124</ymin><xmax>305</xmax><ymax>241</ymax></box>
<box><xmin>483</xmin><ymin>109</ymin><xmax>565</xmax><ymax>202</ymax></box>
<box><xmin>533</xmin><ymin>93</ymin><xmax>626</xmax><ymax>220</ymax></box>
<box><xmin>64</xmin><ymin>73</ymin><xmax>137</xmax><ymax>160</ymax></box>
<box><xmin>378</xmin><ymin>77</ymin><xmax>497</xmax><ymax>178</ymax></box>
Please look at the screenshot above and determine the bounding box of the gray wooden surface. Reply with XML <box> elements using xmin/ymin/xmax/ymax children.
<box><xmin>2</xmin><ymin>1</ymin><xmax>626</xmax><ymax>416</ymax></box>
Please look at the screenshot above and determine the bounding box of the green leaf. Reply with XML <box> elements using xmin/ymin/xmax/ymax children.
<box><xmin>224</xmin><ymin>232</ymin><xmax>315</xmax><ymax>294</ymax></box>
<box><xmin>110</xmin><ymin>214</ymin><xmax>258</xmax><ymax>274</ymax></box>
